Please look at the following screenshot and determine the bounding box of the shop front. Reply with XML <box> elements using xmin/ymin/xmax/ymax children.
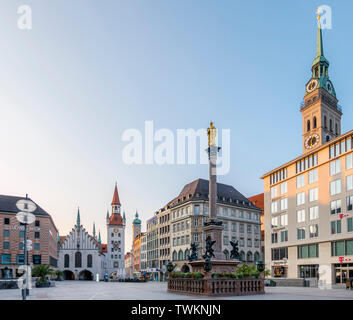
<box><xmin>334</xmin><ymin>263</ymin><xmax>353</xmax><ymax>284</ymax></box>
<box><xmin>272</xmin><ymin>264</ymin><xmax>287</xmax><ymax>278</ymax></box>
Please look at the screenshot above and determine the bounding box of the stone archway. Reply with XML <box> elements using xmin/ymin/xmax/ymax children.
<box><xmin>63</xmin><ymin>270</ymin><xmax>75</xmax><ymax>280</ymax></box>
<box><xmin>79</xmin><ymin>270</ymin><xmax>93</xmax><ymax>281</ymax></box>
<box><xmin>181</xmin><ymin>264</ymin><xmax>190</xmax><ymax>273</ymax></box>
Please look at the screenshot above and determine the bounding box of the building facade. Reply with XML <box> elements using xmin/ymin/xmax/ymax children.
<box><xmin>262</xmin><ymin>20</ymin><xmax>353</xmax><ymax>285</ymax></box>
<box><xmin>146</xmin><ymin>215</ymin><xmax>159</xmax><ymax>281</ymax></box>
<box><xmin>168</xmin><ymin>179</ymin><xmax>262</xmax><ymax>271</ymax></box>
<box><xmin>58</xmin><ymin>210</ymin><xmax>105</xmax><ymax>280</ymax></box>
<box><xmin>0</xmin><ymin>195</ymin><xmax>59</xmax><ymax>279</ymax></box>
<box><xmin>58</xmin><ymin>183</ymin><xmax>126</xmax><ymax>280</ymax></box>
<box><xmin>248</xmin><ymin>193</ymin><xmax>265</xmax><ymax>261</ymax></box>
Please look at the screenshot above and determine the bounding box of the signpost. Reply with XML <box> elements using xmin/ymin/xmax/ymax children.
<box><xmin>15</xmin><ymin>197</ymin><xmax>36</xmax><ymax>300</ymax></box>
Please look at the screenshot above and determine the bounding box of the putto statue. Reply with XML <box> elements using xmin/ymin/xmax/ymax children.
<box><xmin>207</xmin><ymin>122</ymin><xmax>217</xmax><ymax>146</ymax></box>
<box><xmin>187</xmin><ymin>243</ymin><xmax>199</xmax><ymax>262</ymax></box>
<box><xmin>202</xmin><ymin>236</ymin><xmax>216</xmax><ymax>260</ymax></box>
<box><xmin>230</xmin><ymin>240</ymin><xmax>240</xmax><ymax>260</ymax></box>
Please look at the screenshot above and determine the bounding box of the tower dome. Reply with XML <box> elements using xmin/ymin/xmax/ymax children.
<box><xmin>133</xmin><ymin>211</ymin><xmax>141</xmax><ymax>226</ymax></box>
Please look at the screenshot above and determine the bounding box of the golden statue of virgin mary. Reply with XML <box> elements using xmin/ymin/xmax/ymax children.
<box><xmin>207</xmin><ymin>122</ymin><xmax>217</xmax><ymax>146</ymax></box>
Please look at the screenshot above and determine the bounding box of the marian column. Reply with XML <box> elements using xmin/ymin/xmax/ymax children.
<box><xmin>204</xmin><ymin>122</ymin><xmax>224</xmax><ymax>260</ymax></box>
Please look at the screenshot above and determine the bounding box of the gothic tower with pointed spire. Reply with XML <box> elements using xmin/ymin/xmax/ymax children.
<box><xmin>106</xmin><ymin>182</ymin><xmax>126</xmax><ymax>277</ymax></box>
<box><xmin>301</xmin><ymin>12</ymin><xmax>342</xmax><ymax>153</ymax></box>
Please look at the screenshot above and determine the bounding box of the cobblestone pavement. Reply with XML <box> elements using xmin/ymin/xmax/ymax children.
<box><xmin>0</xmin><ymin>281</ymin><xmax>353</xmax><ymax>300</ymax></box>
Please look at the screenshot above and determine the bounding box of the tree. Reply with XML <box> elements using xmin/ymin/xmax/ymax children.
<box><xmin>32</xmin><ymin>265</ymin><xmax>54</xmax><ymax>284</ymax></box>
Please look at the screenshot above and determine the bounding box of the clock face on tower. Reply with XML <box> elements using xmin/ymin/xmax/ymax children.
<box><xmin>326</xmin><ymin>80</ymin><xmax>333</xmax><ymax>94</ymax></box>
<box><xmin>305</xmin><ymin>134</ymin><xmax>320</xmax><ymax>150</ymax></box>
<box><xmin>306</xmin><ymin>79</ymin><xmax>318</xmax><ymax>93</ymax></box>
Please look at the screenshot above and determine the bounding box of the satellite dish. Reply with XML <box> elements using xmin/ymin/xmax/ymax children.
<box><xmin>16</xmin><ymin>199</ymin><xmax>37</xmax><ymax>213</ymax></box>
<box><xmin>16</xmin><ymin>211</ymin><xmax>36</xmax><ymax>225</ymax></box>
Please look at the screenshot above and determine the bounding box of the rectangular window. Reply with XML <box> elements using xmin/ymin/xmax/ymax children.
<box><xmin>280</xmin><ymin>230</ymin><xmax>288</xmax><ymax>242</ymax></box>
<box><xmin>280</xmin><ymin>198</ymin><xmax>288</xmax><ymax>211</ymax></box>
<box><xmin>271</xmin><ymin>217</ymin><xmax>278</xmax><ymax>228</ymax></box>
<box><xmin>223</xmin><ymin>222</ymin><xmax>228</xmax><ymax>231</ymax></box>
<box><xmin>34</xmin><ymin>232</ymin><xmax>40</xmax><ymax>239</ymax></box>
<box><xmin>308</xmin><ymin>169</ymin><xmax>318</xmax><ymax>184</ymax></box>
<box><xmin>298</xmin><ymin>244</ymin><xmax>319</xmax><ymax>259</ymax></box>
<box><xmin>19</xmin><ymin>231</ymin><xmax>25</xmax><ymax>238</ymax></box>
<box><xmin>331</xmin><ymin>220</ymin><xmax>342</xmax><ymax>234</ymax></box>
<box><xmin>194</xmin><ymin>205</ymin><xmax>200</xmax><ymax>215</ymax></box>
<box><xmin>280</xmin><ymin>214</ymin><xmax>288</xmax><ymax>226</ymax></box>
<box><xmin>297</xmin><ymin>227</ymin><xmax>305</xmax><ymax>240</ymax></box>
<box><xmin>271</xmin><ymin>233</ymin><xmax>278</xmax><ymax>244</ymax></box>
<box><xmin>17</xmin><ymin>254</ymin><xmax>25</xmax><ymax>265</ymax></box>
<box><xmin>346</xmin><ymin>153</ymin><xmax>353</xmax><ymax>170</ymax></box>
<box><xmin>239</xmin><ymin>224</ymin><xmax>244</xmax><ymax>233</ymax></box>
<box><xmin>223</xmin><ymin>236</ymin><xmax>229</xmax><ymax>245</ymax></box>
<box><xmin>231</xmin><ymin>209</ymin><xmax>236</xmax><ymax>217</ymax></box>
<box><xmin>231</xmin><ymin>222</ymin><xmax>237</xmax><ymax>232</ymax></box>
<box><xmin>330</xmin><ymin>179</ymin><xmax>342</xmax><ymax>196</ymax></box>
<box><xmin>3</xmin><ymin>229</ymin><xmax>10</xmax><ymax>238</ymax></box>
<box><xmin>34</xmin><ymin>243</ymin><xmax>40</xmax><ymax>251</ymax></box>
<box><xmin>4</xmin><ymin>218</ymin><xmax>10</xmax><ymax>225</ymax></box>
<box><xmin>309</xmin><ymin>188</ymin><xmax>318</xmax><ymax>202</ymax></box>
<box><xmin>297</xmin><ymin>175</ymin><xmax>305</xmax><ymax>188</ymax></box>
<box><xmin>348</xmin><ymin>217</ymin><xmax>353</xmax><ymax>232</ymax></box>
<box><xmin>331</xmin><ymin>199</ymin><xmax>342</xmax><ymax>215</ymax></box>
<box><xmin>330</xmin><ymin>159</ymin><xmax>341</xmax><ymax>175</ymax></box>
<box><xmin>280</xmin><ymin>182</ymin><xmax>287</xmax><ymax>195</ymax></box>
<box><xmin>35</xmin><ymin>220</ymin><xmax>40</xmax><ymax>227</ymax></box>
<box><xmin>347</xmin><ymin>175</ymin><xmax>353</xmax><ymax>191</ymax></box>
<box><xmin>347</xmin><ymin>196</ymin><xmax>353</xmax><ymax>212</ymax></box>
<box><xmin>247</xmin><ymin>224</ymin><xmax>252</xmax><ymax>233</ymax></box>
<box><xmin>309</xmin><ymin>225</ymin><xmax>319</xmax><ymax>238</ymax></box>
<box><xmin>309</xmin><ymin>206</ymin><xmax>319</xmax><ymax>220</ymax></box>
<box><xmin>1</xmin><ymin>254</ymin><xmax>11</xmax><ymax>264</ymax></box>
<box><xmin>297</xmin><ymin>192</ymin><xmax>305</xmax><ymax>206</ymax></box>
<box><xmin>3</xmin><ymin>241</ymin><xmax>10</xmax><ymax>250</ymax></box>
<box><xmin>247</xmin><ymin>238</ymin><xmax>252</xmax><ymax>247</ymax></box>
<box><xmin>297</xmin><ymin>209</ymin><xmax>305</xmax><ymax>223</ymax></box>
<box><xmin>33</xmin><ymin>255</ymin><xmax>41</xmax><ymax>265</ymax></box>
<box><xmin>271</xmin><ymin>201</ymin><xmax>278</xmax><ymax>214</ymax></box>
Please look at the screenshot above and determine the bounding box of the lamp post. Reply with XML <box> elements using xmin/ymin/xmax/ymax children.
<box><xmin>15</xmin><ymin>197</ymin><xmax>36</xmax><ymax>300</ymax></box>
<box><xmin>166</xmin><ymin>261</ymin><xmax>174</xmax><ymax>279</ymax></box>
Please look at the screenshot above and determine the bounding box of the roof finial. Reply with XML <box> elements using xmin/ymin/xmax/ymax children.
<box><xmin>98</xmin><ymin>230</ymin><xmax>101</xmax><ymax>244</ymax></box>
<box><xmin>93</xmin><ymin>222</ymin><xmax>96</xmax><ymax>238</ymax></box>
<box><xmin>77</xmin><ymin>207</ymin><xmax>81</xmax><ymax>227</ymax></box>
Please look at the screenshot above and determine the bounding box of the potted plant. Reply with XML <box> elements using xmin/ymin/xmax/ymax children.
<box><xmin>192</xmin><ymin>272</ymin><xmax>204</xmax><ymax>279</ymax></box>
<box><xmin>32</xmin><ymin>265</ymin><xmax>54</xmax><ymax>288</ymax></box>
<box><xmin>212</xmin><ymin>272</ymin><xmax>220</xmax><ymax>279</ymax></box>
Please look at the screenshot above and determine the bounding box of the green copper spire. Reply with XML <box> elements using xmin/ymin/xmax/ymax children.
<box><xmin>93</xmin><ymin>222</ymin><xmax>96</xmax><ymax>238</ymax></box>
<box><xmin>98</xmin><ymin>230</ymin><xmax>101</xmax><ymax>244</ymax></box>
<box><xmin>305</xmin><ymin>12</ymin><xmax>336</xmax><ymax>99</ymax></box>
<box><xmin>312</xmin><ymin>17</ymin><xmax>328</xmax><ymax>67</ymax></box>
<box><xmin>57</xmin><ymin>233</ymin><xmax>60</xmax><ymax>243</ymax></box>
<box><xmin>77</xmin><ymin>207</ymin><xmax>81</xmax><ymax>227</ymax></box>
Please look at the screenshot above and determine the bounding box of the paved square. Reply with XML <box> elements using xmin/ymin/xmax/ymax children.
<box><xmin>0</xmin><ymin>281</ymin><xmax>353</xmax><ymax>300</ymax></box>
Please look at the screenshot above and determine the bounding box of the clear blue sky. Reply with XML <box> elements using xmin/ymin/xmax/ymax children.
<box><xmin>0</xmin><ymin>1</ymin><xmax>352</xmax><ymax>250</ymax></box>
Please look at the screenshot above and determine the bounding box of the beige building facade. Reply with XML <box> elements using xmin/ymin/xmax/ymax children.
<box><xmin>262</xmin><ymin>22</ymin><xmax>353</xmax><ymax>285</ymax></box>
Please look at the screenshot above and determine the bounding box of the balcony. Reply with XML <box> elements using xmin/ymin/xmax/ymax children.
<box><xmin>300</xmin><ymin>100</ymin><xmax>343</xmax><ymax>113</ymax></box>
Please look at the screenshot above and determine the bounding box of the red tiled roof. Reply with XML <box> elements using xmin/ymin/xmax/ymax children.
<box><xmin>109</xmin><ymin>213</ymin><xmax>123</xmax><ymax>226</ymax></box>
<box><xmin>59</xmin><ymin>236</ymin><xmax>67</xmax><ymax>244</ymax></box>
<box><xmin>248</xmin><ymin>193</ymin><xmax>264</xmax><ymax>212</ymax></box>
<box><xmin>111</xmin><ymin>183</ymin><xmax>121</xmax><ymax>206</ymax></box>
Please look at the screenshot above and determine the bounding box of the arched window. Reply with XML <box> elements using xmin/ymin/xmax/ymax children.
<box><xmin>75</xmin><ymin>251</ymin><xmax>82</xmax><ymax>268</ymax></box>
<box><xmin>240</xmin><ymin>251</ymin><xmax>245</xmax><ymax>262</ymax></box>
<box><xmin>178</xmin><ymin>250</ymin><xmax>183</xmax><ymax>261</ymax></box>
<box><xmin>254</xmin><ymin>252</ymin><xmax>260</xmax><ymax>262</ymax></box>
<box><xmin>330</xmin><ymin>119</ymin><xmax>333</xmax><ymax>132</ymax></box>
<box><xmin>172</xmin><ymin>250</ymin><xmax>177</xmax><ymax>261</ymax></box>
<box><xmin>247</xmin><ymin>251</ymin><xmax>253</xmax><ymax>262</ymax></box>
<box><xmin>184</xmin><ymin>249</ymin><xmax>190</xmax><ymax>261</ymax></box>
<box><xmin>64</xmin><ymin>254</ymin><xmax>69</xmax><ymax>268</ymax></box>
<box><xmin>313</xmin><ymin>117</ymin><xmax>317</xmax><ymax>129</ymax></box>
<box><xmin>307</xmin><ymin>120</ymin><xmax>311</xmax><ymax>132</ymax></box>
<box><xmin>223</xmin><ymin>250</ymin><xmax>229</xmax><ymax>260</ymax></box>
<box><xmin>335</xmin><ymin>123</ymin><xmax>338</xmax><ymax>135</ymax></box>
<box><xmin>324</xmin><ymin>116</ymin><xmax>327</xmax><ymax>128</ymax></box>
<box><xmin>87</xmin><ymin>254</ymin><xmax>92</xmax><ymax>268</ymax></box>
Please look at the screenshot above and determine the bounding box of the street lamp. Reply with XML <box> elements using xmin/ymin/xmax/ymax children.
<box><xmin>16</xmin><ymin>198</ymin><xmax>36</xmax><ymax>300</ymax></box>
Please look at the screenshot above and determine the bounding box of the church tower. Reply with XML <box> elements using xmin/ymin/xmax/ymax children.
<box><xmin>301</xmin><ymin>13</ymin><xmax>342</xmax><ymax>153</ymax></box>
<box><xmin>106</xmin><ymin>182</ymin><xmax>126</xmax><ymax>277</ymax></box>
<box><xmin>132</xmin><ymin>211</ymin><xmax>142</xmax><ymax>244</ymax></box>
